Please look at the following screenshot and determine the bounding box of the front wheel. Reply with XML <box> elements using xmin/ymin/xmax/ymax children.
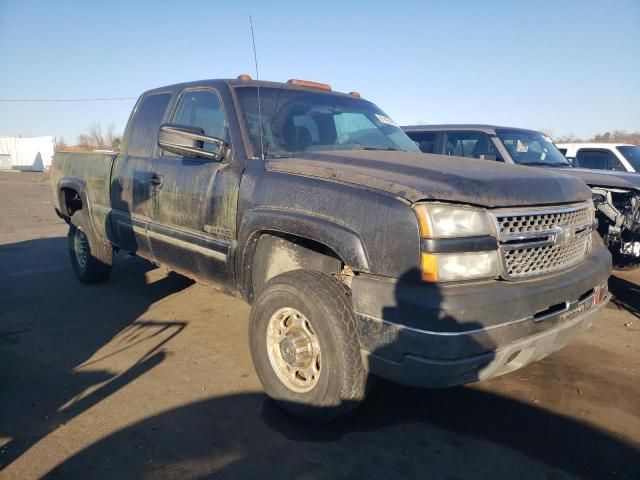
<box><xmin>68</xmin><ymin>210</ymin><xmax>113</xmax><ymax>283</ymax></box>
<box><xmin>249</xmin><ymin>270</ymin><xmax>367</xmax><ymax>422</ymax></box>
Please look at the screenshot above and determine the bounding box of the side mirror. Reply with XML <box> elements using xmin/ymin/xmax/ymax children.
<box><xmin>157</xmin><ymin>124</ymin><xmax>226</xmax><ymax>161</ymax></box>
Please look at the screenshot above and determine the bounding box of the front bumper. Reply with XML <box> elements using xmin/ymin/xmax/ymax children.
<box><xmin>352</xmin><ymin>245</ymin><xmax>612</xmax><ymax>387</ymax></box>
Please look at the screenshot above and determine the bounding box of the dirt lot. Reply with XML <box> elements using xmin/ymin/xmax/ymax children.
<box><xmin>0</xmin><ymin>171</ymin><xmax>638</xmax><ymax>479</ymax></box>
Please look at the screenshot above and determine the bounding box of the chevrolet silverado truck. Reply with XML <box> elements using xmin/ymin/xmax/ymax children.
<box><xmin>404</xmin><ymin>125</ymin><xmax>640</xmax><ymax>267</ymax></box>
<box><xmin>51</xmin><ymin>78</ymin><xmax>611</xmax><ymax>420</ymax></box>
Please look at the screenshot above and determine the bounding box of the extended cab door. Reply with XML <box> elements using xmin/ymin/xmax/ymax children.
<box><xmin>147</xmin><ymin>87</ymin><xmax>237</xmax><ymax>283</ymax></box>
<box><xmin>110</xmin><ymin>92</ymin><xmax>173</xmax><ymax>255</ymax></box>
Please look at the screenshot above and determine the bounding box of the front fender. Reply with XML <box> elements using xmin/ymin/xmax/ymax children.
<box><xmin>236</xmin><ymin>208</ymin><xmax>370</xmax><ymax>298</ymax></box>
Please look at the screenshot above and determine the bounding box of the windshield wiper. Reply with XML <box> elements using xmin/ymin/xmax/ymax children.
<box><xmin>519</xmin><ymin>161</ymin><xmax>569</xmax><ymax>167</ymax></box>
<box><xmin>362</xmin><ymin>146</ymin><xmax>402</xmax><ymax>151</ymax></box>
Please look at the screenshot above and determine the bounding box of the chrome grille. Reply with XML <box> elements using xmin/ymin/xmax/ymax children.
<box><xmin>496</xmin><ymin>207</ymin><xmax>593</xmax><ymax>237</ymax></box>
<box><xmin>492</xmin><ymin>203</ymin><xmax>593</xmax><ymax>280</ymax></box>
<box><xmin>502</xmin><ymin>232</ymin><xmax>591</xmax><ymax>278</ymax></box>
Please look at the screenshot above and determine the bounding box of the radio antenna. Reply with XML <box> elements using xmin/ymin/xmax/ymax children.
<box><xmin>249</xmin><ymin>15</ymin><xmax>265</xmax><ymax>161</ymax></box>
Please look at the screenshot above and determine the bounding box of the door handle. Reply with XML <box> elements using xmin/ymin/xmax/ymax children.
<box><xmin>150</xmin><ymin>173</ymin><xmax>164</xmax><ymax>189</ymax></box>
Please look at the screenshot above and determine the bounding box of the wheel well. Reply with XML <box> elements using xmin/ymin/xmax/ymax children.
<box><xmin>251</xmin><ymin>233</ymin><xmax>345</xmax><ymax>297</ymax></box>
<box><xmin>62</xmin><ymin>188</ymin><xmax>83</xmax><ymax>217</ymax></box>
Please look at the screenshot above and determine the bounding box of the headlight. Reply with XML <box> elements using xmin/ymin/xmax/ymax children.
<box><xmin>414</xmin><ymin>203</ymin><xmax>494</xmax><ymax>238</ymax></box>
<box><xmin>421</xmin><ymin>251</ymin><xmax>500</xmax><ymax>282</ymax></box>
<box><xmin>414</xmin><ymin>203</ymin><xmax>499</xmax><ymax>282</ymax></box>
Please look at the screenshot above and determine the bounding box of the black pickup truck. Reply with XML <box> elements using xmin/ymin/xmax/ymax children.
<box><xmin>403</xmin><ymin>124</ymin><xmax>640</xmax><ymax>268</ymax></box>
<box><xmin>52</xmin><ymin>78</ymin><xmax>611</xmax><ymax>420</ymax></box>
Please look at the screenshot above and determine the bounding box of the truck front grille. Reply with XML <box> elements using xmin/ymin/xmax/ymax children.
<box><xmin>496</xmin><ymin>207</ymin><xmax>593</xmax><ymax>237</ymax></box>
<box><xmin>492</xmin><ymin>203</ymin><xmax>593</xmax><ymax>280</ymax></box>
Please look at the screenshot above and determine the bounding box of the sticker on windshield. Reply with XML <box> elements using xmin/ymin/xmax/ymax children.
<box><xmin>516</xmin><ymin>140</ymin><xmax>529</xmax><ymax>153</ymax></box>
<box><xmin>375</xmin><ymin>114</ymin><xmax>398</xmax><ymax>126</ymax></box>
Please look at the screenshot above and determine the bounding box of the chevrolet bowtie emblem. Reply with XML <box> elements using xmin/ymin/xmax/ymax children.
<box><xmin>554</xmin><ymin>226</ymin><xmax>576</xmax><ymax>246</ymax></box>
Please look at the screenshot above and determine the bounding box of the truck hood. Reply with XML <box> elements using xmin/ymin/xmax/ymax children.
<box><xmin>266</xmin><ymin>150</ymin><xmax>591</xmax><ymax>208</ymax></box>
<box><xmin>541</xmin><ymin>166</ymin><xmax>640</xmax><ymax>190</ymax></box>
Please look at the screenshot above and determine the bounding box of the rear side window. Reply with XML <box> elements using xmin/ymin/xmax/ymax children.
<box><xmin>407</xmin><ymin>132</ymin><xmax>437</xmax><ymax>153</ymax></box>
<box><xmin>444</xmin><ymin>132</ymin><xmax>497</xmax><ymax>160</ymax></box>
<box><xmin>128</xmin><ymin>93</ymin><xmax>172</xmax><ymax>157</ymax></box>
<box><xmin>576</xmin><ymin>149</ymin><xmax>623</xmax><ymax>171</ymax></box>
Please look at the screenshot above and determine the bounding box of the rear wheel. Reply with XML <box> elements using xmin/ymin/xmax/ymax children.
<box><xmin>68</xmin><ymin>210</ymin><xmax>113</xmax><ymax>283</ymax></box>
<box><xmin>249</xmin><ymin>270</ymin><xmax>367</xmax><ymax>421</ymax></box>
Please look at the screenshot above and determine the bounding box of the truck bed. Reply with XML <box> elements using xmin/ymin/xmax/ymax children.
<box><xmin>51</xmin><ymin>151</ymin><xmax>117</xmax><ymax>238</ymax></box>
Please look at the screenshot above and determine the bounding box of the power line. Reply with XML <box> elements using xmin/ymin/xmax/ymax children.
<box><xmin>0</xmin><ymin>97</ymin><xmax>137</xmax><ymax>102</ymax></box>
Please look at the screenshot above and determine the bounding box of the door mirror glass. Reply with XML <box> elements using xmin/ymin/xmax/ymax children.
<box><xmin>157</xmin><ymin>124</ymin><xmax>225</xmax><ymax>161</ymax></box>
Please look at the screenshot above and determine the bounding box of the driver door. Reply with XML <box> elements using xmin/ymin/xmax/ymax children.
<box><xmin>147</xmin><ymin>88</ymin><xmax>231</xmax><ymax>277</ymax></box>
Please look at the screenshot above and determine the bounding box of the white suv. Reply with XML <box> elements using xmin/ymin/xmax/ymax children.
<box><xmin>556</xmin><ymin>143</ymin><xmax>640</xmax><ymax>173</ymax></box>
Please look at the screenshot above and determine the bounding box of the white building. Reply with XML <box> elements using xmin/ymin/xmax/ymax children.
<box><xmin>0</xmin><ymin>136</ymin><xmax>55</xmax><ymax>172</ymax></box>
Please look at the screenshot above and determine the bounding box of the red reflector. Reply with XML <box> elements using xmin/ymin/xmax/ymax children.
<box><xmin>591</xmin><ymin>284</ymin><xmax>607</xmax><ymax>307</ymax></box>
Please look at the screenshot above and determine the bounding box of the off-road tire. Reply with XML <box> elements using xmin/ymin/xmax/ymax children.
<box><xmin>68</xmin><ymin>210</ymin><xmax>113</xmax><ymax>283</ymax></box>
<box><xmin>249</xmin><ymin>270</ymin><xmax>367</xmax><ymax>422</ymax></box>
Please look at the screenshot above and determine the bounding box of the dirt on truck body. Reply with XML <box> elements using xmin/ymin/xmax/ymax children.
<box><xmin>51</xmin><ymin>77</ymin><xmax>611</xmax><ymax>420</ymax></box>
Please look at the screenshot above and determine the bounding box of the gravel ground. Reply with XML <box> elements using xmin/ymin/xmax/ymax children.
<box><xmin>0</xmin><ymin>171</ymin><xmax>638</xmax><ymax>479</ymax></box>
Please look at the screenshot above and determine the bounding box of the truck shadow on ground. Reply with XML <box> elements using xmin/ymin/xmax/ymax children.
<box><xmin>0</xmin><ymin>237</ymin><xmax>193</xmax><ymax>469</ymax></box>
<box><xmin>40</xmin><ymin>269</ymin><xmax>640</xmax><ymax>480</ymax></box>
<box><xmin>40</xmin><ymin>380</ymin><xmax>640</xmax><ymax>479</ymax></box>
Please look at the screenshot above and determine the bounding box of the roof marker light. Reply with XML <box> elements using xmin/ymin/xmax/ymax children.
<box><xmin>286</xmin><ymin>79</ymin><xmax>332</xmax><ymax>91</ymax></box>
<box><xmin>237</xmin><ymin>74</ymin><xmax>253</xmax><ymax>81</ymax></box>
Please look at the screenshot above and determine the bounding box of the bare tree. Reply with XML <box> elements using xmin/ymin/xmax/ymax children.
<box><xmin>77</xmin><ymin>122</ymin><xmax>122</xmax><ymax>151</ymax></box>
<box><xmin>545</xmin><ymin>130</ymin><xmax>640</xmax><ymax>145</ymax></box>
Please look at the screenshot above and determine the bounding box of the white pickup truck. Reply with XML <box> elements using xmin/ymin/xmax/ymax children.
<box><xmin>556</xmin><ymin>143</ymin><xmax>640</xmax><ymax>173</ymax></box>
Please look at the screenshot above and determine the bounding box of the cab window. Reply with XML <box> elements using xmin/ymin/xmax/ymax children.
<box><xmin>575</xmin><ymin>149</ymin><xmax>624</xmax><ymax>171</ymax></box>
<box><xmin>444</xmin><ymin>132</ymin><xmax>497</xmax><ymax>160</ymax></box>
<box><xmin>171</xmin><ymin>90</ymin><xmax>228</xmax><ymax>154</ymax></box>
<box><xmin>407</xmin><ymin>132</ymin><xmax>437</xmax><ymax>153</ymax></box>
<box><xmin>128</xmin><ymin>93</ymin><xmax>172</xmax><ymax>157</ymax></box>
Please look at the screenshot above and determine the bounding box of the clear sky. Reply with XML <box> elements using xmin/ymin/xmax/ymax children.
<box><xmin>1</xmin><ymin>0</ymin><xmax>638</xmax><ymax>143</ymax></box>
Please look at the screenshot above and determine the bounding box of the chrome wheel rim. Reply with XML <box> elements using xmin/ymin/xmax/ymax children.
<box><xmin>74</xmin><ymin>228</ymin><xmax>89</xmax><ymax>269</ymax></box>
<box><xmin>266</xmin><ymin>307</ymin><xmax>321</xmax><ymax>393</ymax></box>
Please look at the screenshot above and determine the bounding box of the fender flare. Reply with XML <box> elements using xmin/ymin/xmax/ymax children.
<box><xmin>57</xmin><ymin>177</ymin><xmax>88</xmax><ymax>216</ymax></box>
<box><xmin>236</xmin><ymin>208</ymin><xmax>370</xmax><ymax>299</ymax></box>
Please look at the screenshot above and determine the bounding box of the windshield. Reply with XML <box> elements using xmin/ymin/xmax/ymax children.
<box><xmin>617</xmin><ymin>146</ymin><xmax>640</xmax><ymax>171</ymax></box>
<box><xmin>496</xmin><ymin>129</ymin><xmax>570</xmax><ymax>166</ymax></box>
<box><xmin>235</xmin><ymin>86</ymin><xmax>418</xmax><ymax>157</ymax></box>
